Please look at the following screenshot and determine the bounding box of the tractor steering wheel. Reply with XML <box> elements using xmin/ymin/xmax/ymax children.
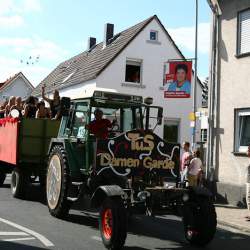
<box><xmin>111</xmin><ymin>119</ymin><xmax>120</xmax><ymax>132</ymax></box>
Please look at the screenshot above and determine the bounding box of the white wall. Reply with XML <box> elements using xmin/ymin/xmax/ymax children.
<box><xmin>0</xmin><ymin>77</ymin><xmax>33</xmax><ymax>103</ymax></box>
<box><xmin>59</xmin><ymin>80</ymin><xmax>97</xmax><ymax>99</ymax></box>
<box><xmin>97</xmin><ymin>19</ymin><xmax>202</xmax><ymax>145</ymax></box>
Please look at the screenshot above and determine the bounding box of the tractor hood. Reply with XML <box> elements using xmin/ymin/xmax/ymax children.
<box><xmin>95</xmin><ymin>130</ymin><xmax>180</xmax><ymax>177</ymax></box>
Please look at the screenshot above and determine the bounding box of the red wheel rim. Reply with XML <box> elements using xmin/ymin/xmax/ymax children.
<box><xmin>102</xmin><ymin>208</ymin><xmax>113</xmax><ymax>240</ymax></box>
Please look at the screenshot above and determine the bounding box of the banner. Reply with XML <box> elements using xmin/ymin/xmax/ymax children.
<box><xmin>96</xmin><ymin>130</ymin><xmax>180</xmax><ymax>178</ymax></box>
<box><xmin>164</xmin><ymin>61</ymin><xmax>192</xmax><ymax>98</ymax></box>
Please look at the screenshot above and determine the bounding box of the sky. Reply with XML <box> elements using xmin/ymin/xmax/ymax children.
<box><xmin>0</xmin><ymin>0</ymin><xmax>212</xmax><ymax>87</ymax></box>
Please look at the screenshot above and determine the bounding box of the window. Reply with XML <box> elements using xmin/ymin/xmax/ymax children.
<box><xmin>201</xmin><ymin>129</ymin><xmax>207</xmax><ymax>142</ymax></box>
<box><xmin>235</xmin><ymin>109</ymin><xmax>250</xmax><ymax>152</ymax></box>
<box><xmin>71</xmin><ymin>103</ymin><xmax>88</xmax><ymax>139</ymax></box>
<box><xmin>163</xmin><ymin>119</ymin><xmax>180</xmax><ymax>143</ymax></box>
<box><xmin>237</xmin><ymin>8</ymin><xmax>250</xmax><ymax>56</ymax></box>
<box><xmin>125</xmin><ymin>59</ymin><xmax>142</xmax><ymax>83</ymax></box>
<box><xmin>150</xmin><ymin>30</ymin><xmax>158</xmax><ymax>41</ymax></box>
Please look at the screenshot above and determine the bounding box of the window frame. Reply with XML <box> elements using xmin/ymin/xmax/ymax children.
<box><xmin>234</xmin><ymin>108</ymin><xmax>250</xmax><ymax>153</ymax></box>
<box><xmin>149</xmin><ymin>30</ymin><xmax>158</xmax><ymax>41</ymax></box>
<box><xmin>70</xmin><ymin>102</ymin><xmax>89</xmax><ymax>139</ymax></box>
<box><xmin>124</xmin><ymin>58</ymin><xmax>143</xmax><ymax>85</ymax></box>
<box><xmin>236</xmin><ymin>7</ymin><xmax>250</xmax><ymax>58</ymax></box>
<box><xmin>163</xmin><ymin>118</ymin><xmax>181</xmax><ymax>143</ymax></box>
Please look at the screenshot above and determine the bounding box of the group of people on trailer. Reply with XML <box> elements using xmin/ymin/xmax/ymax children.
<box><xmin>0</xmin><ymin>85</ymin><xmax>61</xmax><ymax>120</ymax></box>
<box><xmin>180</xmin><ymin>141</ymin><xmax>203</xmax><ymax>187</ymax></box>
<box><xmin>0</xmin><ymin>84</ymin><xmax>116</xmax><ymax>139</ymax></box>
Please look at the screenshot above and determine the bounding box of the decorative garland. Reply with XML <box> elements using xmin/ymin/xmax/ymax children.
<box><xmin>0</xmin><ymin>117</ymin><xmax>19</xmax><ymax>126</ymax></box>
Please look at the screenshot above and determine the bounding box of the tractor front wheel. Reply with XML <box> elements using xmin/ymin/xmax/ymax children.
<box><xmin>99</xmin><ymin>197</ymin><xmax>127</xmax><ymax>250</ymax></box>
<box><xmin>46</xmin><ymin>145</ymin><xmax>71</xmax><ymax>218</ymax></box>
<box><xmin>183</xmin><ymin>198</ymin><xmax>217</xmax><ymax>246</ymax></box>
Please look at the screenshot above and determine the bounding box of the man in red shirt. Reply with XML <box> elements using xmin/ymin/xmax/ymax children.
<box><xmin>86</xmin><ymin>109</ymin><xmax>113</xmax><ymax>139</ymax></box>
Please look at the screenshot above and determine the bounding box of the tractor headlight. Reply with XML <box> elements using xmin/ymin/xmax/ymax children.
<box><xmin>137</xmin><ymin>191</ymin><xmax>150</xmax><ymax>201</ymax></box>
<box><xmin>182</xmin><ymin>193</ymin><xmax>189</xmax><ymax>202</ymax></box>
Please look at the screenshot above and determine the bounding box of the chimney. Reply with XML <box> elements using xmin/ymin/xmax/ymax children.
<box><xmin>88</xmin><ymin>37</ymin><xmax>96</xmax><ymax>50</ymax></box>
<box><xmin>103</xmin><ymin>23</ymin><xmax>114</xmax><ymax>47</ymax></box>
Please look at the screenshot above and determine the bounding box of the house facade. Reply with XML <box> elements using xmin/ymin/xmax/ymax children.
<box><xmin>207</xmin><ymin>0</ymin><xmax>250</xmax><ymax>206</ymax></box>
<box><xmin>0</xmin><ymin>72</ymin><xmax>34</xmax><ymax>103</ymax></box>
<box><xmin>33</xmin><ymin>15</ymin><xmax>203</xmax><ymax>145</ymax></box>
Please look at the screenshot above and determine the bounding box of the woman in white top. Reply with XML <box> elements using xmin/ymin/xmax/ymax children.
<box><xmin>188</xmin><ymin>150</ymin><xmax>203</xmax><ymax>187</ymax></box>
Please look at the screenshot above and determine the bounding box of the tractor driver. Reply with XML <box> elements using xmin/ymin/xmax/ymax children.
<box><xmin>86</xmin><ymin>108</ymin><xmax>115</xmax><ymax>139</ymax></box>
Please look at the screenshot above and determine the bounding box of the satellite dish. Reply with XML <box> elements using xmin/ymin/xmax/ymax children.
<box><xmin>10</xmin><ymin>109</ymin><xmax>20</xmax><ymax>118</ymax></box>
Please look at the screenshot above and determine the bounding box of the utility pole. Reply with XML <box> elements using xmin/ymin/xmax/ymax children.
<box><xmin>192</xmin><ymin>0</ymin><xmax>199</xmax><ymax>150</ymax></box>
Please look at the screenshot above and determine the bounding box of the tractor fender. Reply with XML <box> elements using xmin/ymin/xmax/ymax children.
<box><xmin>48</xmin><ymin>138</ymin><xmax>65</xmax><ymax>155</ymax></box>
<box><xmin>91</xmin><ymin>185</ymin><xmax>125</xmax><ymax>208</ymax></box>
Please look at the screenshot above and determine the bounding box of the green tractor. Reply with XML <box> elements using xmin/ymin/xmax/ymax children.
<box><xmin>45</xmin><ymin>91</ymin><xmax>216</xmax><ymax>249</ymax></box>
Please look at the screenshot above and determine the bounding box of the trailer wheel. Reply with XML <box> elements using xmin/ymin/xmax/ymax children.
<box><xmin>11</xmin><ymin>168</ymin><xmax>29</xmax><ymax>199</ymax></box>
<box><xmin>99</xmin><ymin>197</ymin><xmax>127</xmax><ymax>250</ymax></box>
<box><xmin>0</xmin><ymin>172</ymin><xmax>6</xmax><ymax>187</ymax></box>
<box><xmin>46</xmin><ymin>145</ymin><xmax>71</xmax><ymax>218</ymax></box>
<box><xmin>183</xmin><ymin>198</ymin><xmax>217</xmax><ymax>246</ymax></box>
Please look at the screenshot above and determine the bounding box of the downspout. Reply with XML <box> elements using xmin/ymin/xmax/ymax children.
<box><xmin>206</xmin><ymin>3</ymin><xmax>220</xmax><ymax>181</ymax></box>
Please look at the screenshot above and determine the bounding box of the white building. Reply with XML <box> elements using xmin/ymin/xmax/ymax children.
<box><xmin>33</xmin><ymin>15</ymin><xmax>203</xmax><ymax>144</ymax></box>
<box><xmin>0</xmin><ymin>72</ymin><xmax>34</xmax><ymax>103</ymax></box>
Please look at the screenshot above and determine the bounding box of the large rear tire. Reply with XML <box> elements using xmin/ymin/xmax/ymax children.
<box><xmin>99</xmin><ymin>197</ymin><xmax>127</xmax><ymax>250</ymax></box>
<box><xmin>0</xmin><ymin>172</ymin><xmax>6</xmax><ymax>187</ymax></box>
<box><xmin>11</xmin><ymin>168</ymin><xmax>29</xmax><ymax>199</ymax></box>
<box><xmin>183</xmin><ymin>197</ymin><xmax>217</xmax><ymax>246</ymax></box>
<box><xmin>46</xmin><ymin>145</ymin><xmax>71</xmax><ymax>218</ymax></box>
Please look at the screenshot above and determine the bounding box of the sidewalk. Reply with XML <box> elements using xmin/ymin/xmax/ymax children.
<box><xmin>216</xmin><ymin>204</ymin><xmax>250</xmax><ymax>233</ymax></box>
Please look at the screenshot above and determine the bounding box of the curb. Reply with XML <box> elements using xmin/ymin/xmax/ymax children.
<box><xmin>217</xmin><ymin>220</ymin><xmax>250</xmax><ymax>234</ymax></box>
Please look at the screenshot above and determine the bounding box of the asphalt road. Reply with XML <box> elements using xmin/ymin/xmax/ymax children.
<box><xmin>1</xmin><ymin>177</ymin><xmax>250</xmax><ymax>250</ymax></box>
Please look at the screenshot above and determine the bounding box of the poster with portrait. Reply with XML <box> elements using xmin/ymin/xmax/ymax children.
<box><xmin>164</xmin><ymin>61</ymin><xmax>192</xmax><ymax>98</ymax></box>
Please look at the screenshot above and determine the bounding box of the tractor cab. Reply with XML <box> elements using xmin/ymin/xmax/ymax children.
<box><xmin>53</xmin><ymin>90</ymin><xmax>178</xmax><ymax>184</ymax></box>
<box><xmin>59</xmin><ymin>91</ymin><xmax>163</xmax><ymax>140</ymax></box>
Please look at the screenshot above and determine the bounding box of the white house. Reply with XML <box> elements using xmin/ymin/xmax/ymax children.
<box><xmin>0</xmin><ymin>72</ymin><xmax>34</xmax><ymax>103</ymax></box>
<box><xmin>32</xmin><ymin>15</ymin><xmax>203</xmax><ymax>145</ymax></box>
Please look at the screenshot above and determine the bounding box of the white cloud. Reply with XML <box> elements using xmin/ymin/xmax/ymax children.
<box><xmin>0</xmin><ymin>36</ymin><xmax>68</xmax><ymax>61</ymax></box>
<box><xmin>0</xmin><ymin>0</ymin><xmax>41</xmax><ymax>28</ymax></box>
<box><xmin>0</xmin><ymin>36</ymin><xmax>68</xmax><ymax>86</ymax></box>
<box><xmin>0</xmin><ymin>15</ymin><xmax>24</xmax><ymax>28</ymax></box>
<box><xmin>0</xmin><ymin>0</ymin><xmax>42</xmax><ymax>14</ymax></box>
<box><xmin>0</xmin><ymin>55</ymin><xmax>51</xmax><ymax>87</ymax></box>
<box><xmin>168</xmin><ymin>23</ymin><xmax>211</xmax><ymax>54</ymax></box>
<box><xmin>0</xmin><ymin>0</ymin><xmax>14</xmax><ymax>15</ymax></box>
<box><xmin>21</xmin><ymin>0</ymin><xmax>42</xmax><ymax>13</ymax></box>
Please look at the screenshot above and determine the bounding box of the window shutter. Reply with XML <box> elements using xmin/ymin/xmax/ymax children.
<box><xmin>239</xmin><ymin>9</ymin><xmax>250</xmax><ymax>54</ymax></box>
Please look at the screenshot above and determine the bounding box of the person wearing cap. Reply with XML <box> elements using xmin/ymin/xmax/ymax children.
<box><xmin>86</xmin><ymin>109</ymin><xmax>115</xmax><ymax>139</ymax></box>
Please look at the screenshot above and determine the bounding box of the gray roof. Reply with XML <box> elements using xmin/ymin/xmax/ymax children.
<box><xmin>32</xmin><ymin>15</ymin><xmax>200</xmax><ymax>96</ymax></box>
<box><xmin>32</xmin><ymin>16</ymin><xmax>157</xmax><ymax>96</ymax></box>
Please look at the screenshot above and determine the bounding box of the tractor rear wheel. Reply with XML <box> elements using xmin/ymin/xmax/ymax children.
<box><xmin>99</xmin><ymin>197</ymin><xmax>127</xmax><ymax>250</ymax></box>
<box><xmin>46</xmin><ymin>145</ymin><xmax>71</xmax><ymax>218</ymax></box>
<box><xmin>183</xmin><ymin>197</ymin><xmax>217</xmax><ymax>246</ymax></box>
<box><xmin>11</xmin><ymin>168</ymin><xmax>29</xmax><ymax>199</ymax></box>
<box><xmin>0</xmin><ymin>172</ymin><xmax>6</xmax><ymax>187</ymax></box>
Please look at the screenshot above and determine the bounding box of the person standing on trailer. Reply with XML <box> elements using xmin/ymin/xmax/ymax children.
<box><xmin>42</xmin><ymin>85</ymin><xmax>61</xmax><ymax>120</ymax></box>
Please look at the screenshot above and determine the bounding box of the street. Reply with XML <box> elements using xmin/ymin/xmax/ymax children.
<box><xmin>0</xmin><ymin>177</ymin><xmax>249</xmax><ymax>250</ymax></box>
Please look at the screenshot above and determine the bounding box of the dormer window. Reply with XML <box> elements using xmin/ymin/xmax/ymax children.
<box><xmin>150</xmin><ymin>30</ymin><xmax>158</xmax><ymax>41</ymax></box>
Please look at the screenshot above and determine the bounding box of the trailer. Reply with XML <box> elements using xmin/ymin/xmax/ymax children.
<box><xmin>0</xmin><ymin>117</ymin><xmax>60</xmax><ymax>197</ymax></box>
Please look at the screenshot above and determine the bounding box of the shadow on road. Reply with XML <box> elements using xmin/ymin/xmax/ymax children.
<box><xmin>8</xmin><ymin>184</ymin><xmax>250</xmax><ymax>250</ymax></box>
<box><xmin>0</xmin><ymin>242</ymin><xmax>47</xmax><ymax>250</ymax></box>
